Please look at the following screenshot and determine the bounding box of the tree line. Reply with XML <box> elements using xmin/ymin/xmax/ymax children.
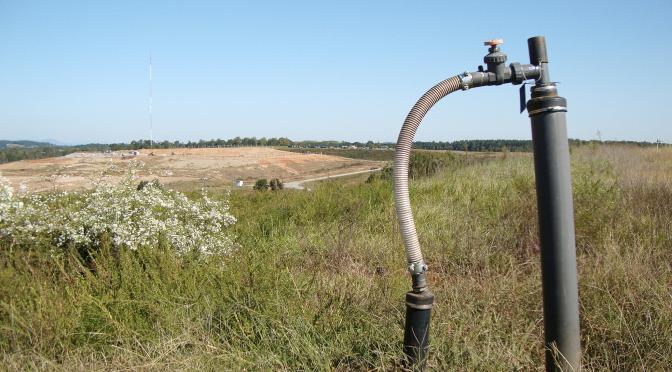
<box><xmin>0</xmin><ymin>144</ymin><xmax>110</xmax><ymax>164</ymax></box>
<box><xmin>118</xmin><ymin>137</ymin><xmax>293</xmax><ymax>150</ymax></box>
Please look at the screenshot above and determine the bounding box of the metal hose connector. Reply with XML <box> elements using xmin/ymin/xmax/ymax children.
<box><xmin>394</xmin><ymin>75</ymin><xmax>463</xmax><ymax>275</ymax></box>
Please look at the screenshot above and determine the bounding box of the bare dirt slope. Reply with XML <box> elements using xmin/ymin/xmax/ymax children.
<box><xmin>0</xmin><ymin>147</ymin><xmax>382</xmax><ymax>192</ymax></box>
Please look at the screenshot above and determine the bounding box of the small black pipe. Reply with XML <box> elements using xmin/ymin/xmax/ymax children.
<box><xmin>527</xmin><ymin>36</ymin><xmax>582</xmax><ymax>371</ymax></box>
<box><xmin>528</xmin><ymin>37</ymin><xmax>548</xmax><ymax>65</ymax></box>
<box><xmin>403</xmin><ymin>287</ymin><xmax>434</xmax><ymax>370</ymax></box>
<box><xmin>528</xmin><ymin>36</ymin><xmax>550</xmax><ymax>85</ymax></box>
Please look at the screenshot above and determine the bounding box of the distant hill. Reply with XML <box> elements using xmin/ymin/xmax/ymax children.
<box><xmin>0</xmin><ymin>140</ymin><xmax>53</xmax><ymax>149</ymax></box>
<box><xmin>0</xmin><ymin>137</ymin><xmax>667</xmax><ymax>165</ymax></box>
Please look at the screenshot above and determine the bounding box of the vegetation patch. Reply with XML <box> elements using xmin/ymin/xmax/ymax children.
<box><xmin>0</xmin><ymin>146</ymin><xmax>670</xmax><ymax>370</ymax></box>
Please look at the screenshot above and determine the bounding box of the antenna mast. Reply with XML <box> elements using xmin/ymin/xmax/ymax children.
<box><xmin>149</xmin><ymin>52</ymin><xmax>153</xmax><ymax>147</ymax></box>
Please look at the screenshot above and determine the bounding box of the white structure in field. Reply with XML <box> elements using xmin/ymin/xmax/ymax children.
<box><xmin>234</xmin><ymin>179</ymin><xmax>244</xmax><ymax>187</ymax></box>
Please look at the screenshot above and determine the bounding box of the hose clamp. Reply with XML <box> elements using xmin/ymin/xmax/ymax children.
<box><xmin>528</xmin><ymin>105</ymin><xmax>567</xmax><ymax>117</ymax></box>
<box><xmin>460</xmin><ymin>71</ymin><xmax>473</xmax><ymax>90</ymax></box>
<box><xmin>408</xmin><ymin>260</ymin><xmax>428</xmax><ymax>275</ymax></box>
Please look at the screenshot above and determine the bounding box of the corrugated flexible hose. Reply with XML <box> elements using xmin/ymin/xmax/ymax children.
<box><xmin>394</xmin><ymin>75</ymin><xmax>462</xmax><ymax>274</ymax></box>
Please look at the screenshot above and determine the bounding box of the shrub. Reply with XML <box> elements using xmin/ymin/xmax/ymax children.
<box><xmin>408</xmin><ymin>151</ymin><xmax>454</xmax><ymax>178</ymax></box>
<box><xmin>269</xmin><ymin>178</ymin><xmax>284</xmax><ymax>191</ymax></box>
<box><xmin>366</xmin><ymin>165</ymin><xmax>392</xmax><ymax>183</ymax></box>
<box><xmin>254</xmin><ymin>178</ymin><xmax>269</xmax><ymax>191</ymax></box>
<box><xmin>0</xmin><ymin>174</ymin><xmax>236</xmax><ymax>257</ymax></box>
<box><xmin>365</xmin><ymin>152</ymin><xmax>454</xmax><ymax>183</ymax></box>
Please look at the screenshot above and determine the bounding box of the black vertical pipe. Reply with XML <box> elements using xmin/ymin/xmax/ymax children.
<box><xmin>527</xmin><ymin>36</ymin><xmax>581</xmax><ymax>371</ymax></box>
<box><xmin>403</xmin><ymin>285</ymin><xmax>434</xmax><ymax>370</ymax></box>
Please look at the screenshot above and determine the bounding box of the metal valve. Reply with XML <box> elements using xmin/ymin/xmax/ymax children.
<box><xmin>483</xmin><ymin>38</ymin><xmax>503</xmax><ymax>47</ymax></box>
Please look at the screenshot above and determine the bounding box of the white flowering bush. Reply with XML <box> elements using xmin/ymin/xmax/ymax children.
<box><xmin>0</xmin><ymin>174</ymin><xmax>236</xmax><ymax>256</ymax></box>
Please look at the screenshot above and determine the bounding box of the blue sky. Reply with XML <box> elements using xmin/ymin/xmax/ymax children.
<box><xmin>1</xmin><ymin>0</ymin><xmax>670</xmax><ymax>144</ymax></box>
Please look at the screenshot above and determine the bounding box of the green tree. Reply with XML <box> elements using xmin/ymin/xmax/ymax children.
<box><xmin>254</xmin><ymin>179</ymin><xmax>269</xmax><ymax>191</ymax></box>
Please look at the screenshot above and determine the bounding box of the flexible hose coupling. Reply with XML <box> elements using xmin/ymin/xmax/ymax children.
<box><xmin>408</xmin><ymin>260</ymin><xmax>428</xmax><ymax>275</ymax></box>
<box><xmin>459</xmin><ymin>71</ymin><xmax>473</xmax><ymax>90</ymax></box>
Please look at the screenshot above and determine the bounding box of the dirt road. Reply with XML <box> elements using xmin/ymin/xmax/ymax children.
<box><xmin>284</xmin><ymin>168</ymin><xmax>382</xmax><ymax>190</ymax></box>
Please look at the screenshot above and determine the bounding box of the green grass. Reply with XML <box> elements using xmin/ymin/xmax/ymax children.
<box><xmin>1</xmin><ymin>146</ymin><xmax>671</xmax><ymax>370</ymax></box>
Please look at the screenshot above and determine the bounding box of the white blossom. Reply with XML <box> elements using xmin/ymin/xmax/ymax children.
<box><xmin>0</xmin><ymin>171</ymin><xmax>236</xmax><ymax>256</ymax></box>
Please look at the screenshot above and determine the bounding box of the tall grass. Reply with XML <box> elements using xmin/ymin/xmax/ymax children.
<box><xmin>1</xmin><ymin>145</ymin><xmax>670</xmax><ymax>370</ymax></box>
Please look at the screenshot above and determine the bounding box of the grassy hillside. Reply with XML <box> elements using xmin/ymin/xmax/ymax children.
<box><xmin>283</xmin><ymin>147</ymin><xmax>396</xmax><ymax>161</ymax></box>
<box><xmin>1</xmin><ymin>146</ymin><xmax>670</xmax><ymax>369</ymax></box>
